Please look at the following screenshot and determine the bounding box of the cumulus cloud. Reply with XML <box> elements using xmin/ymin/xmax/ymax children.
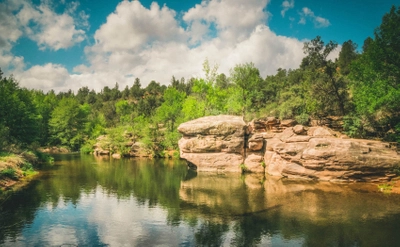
<box><xmin>281</xmin><ymin>0</ymin><xmax>294</xmax><ymax>17</ymax></box>
<box><xmin>299</xmin><ymin>7</ymin><xmax>331</xmax><ymax>28</ymax></box>
<box><xmin>92</xmin><ymin>1</ymin><xmax>185</xmax><ymax>52</ymax></box>
<box><xmin>18</xmin><ymin>63</ymin><xmax>71</xmax><ymax>91</ymax></box>
<box><xmin>5</xmin><ymin>0</ymin><xmax>309</xmax><ymax>92</ymax></box>
<box><xmin>67</xmin><ymin>0</ymin><xmax>305</xmax><ymax>92</ymax></box>
<box><xmin>0</xmin><ymin>1</ymin><xmax>24</xmax><ymax>72</ymax></box>
<box><xmin>17</xmin><ymin>0</ymin><xmax>87</xmax><ymax>51</ymax></box>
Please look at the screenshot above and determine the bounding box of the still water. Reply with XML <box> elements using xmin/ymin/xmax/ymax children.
<box><xmin>1</xmin><ymin>154</ymin><xmax>400</xmax><ymax>246</ymax></box>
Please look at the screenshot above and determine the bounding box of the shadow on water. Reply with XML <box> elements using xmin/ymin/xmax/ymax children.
<box><xmin>1</xmin><ymin>154</ymin><xmax>400</xmax><ymax>246</ymax></box>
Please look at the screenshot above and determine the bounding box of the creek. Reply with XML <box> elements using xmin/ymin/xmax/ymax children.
<box><xmin>1</xmin><ymin>154</ymin><xmax>400</xmax><ymax>246</ymax></box>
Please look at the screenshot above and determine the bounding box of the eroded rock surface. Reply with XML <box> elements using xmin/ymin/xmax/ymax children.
<box><xmin>178</xmin><ymin>115</ymin><xmax>246</xmax><ymax>172</ymax></box>
<box><xmin>178</xmin><ymin>115</ymin><xmax>400</xmax><ymax>181</ymax></box>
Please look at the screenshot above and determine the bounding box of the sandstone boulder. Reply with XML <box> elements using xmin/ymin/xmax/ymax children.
<box><xmin>178</xmin><ymin>115</ymin><xmax>246</xmax><ymax>172</ymax></box>
<box><xmin>178</xmin><ymin>116</ymin><xmax>400</xmax><ymax>182</ymax></box>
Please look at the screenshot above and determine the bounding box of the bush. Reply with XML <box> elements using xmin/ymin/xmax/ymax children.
<box><xmin>33</xmin><ymin>151</ymin><xmax>54</xmax><ymax>165</ymax></box>
<box><xmin>80</xmin><ymin>141</ymin><xmax>95</xmax><ymax>154</ymax></box>
<box><xmin>343</xmin><ymin>115</ymin><xmax>366</xmax><ymax>138</ymax></box>
<box><xmin>1</xmin><ymin>168</ymin><xmax>17</xmax><ymax>180</ymax></box>
<box><xmin>295</xmin><ymin>113</ymin><xmax>310</xmax><ymax>125</ymax></box>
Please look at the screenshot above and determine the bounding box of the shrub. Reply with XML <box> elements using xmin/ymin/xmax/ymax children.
<box><xmin>1</xmin><ymin>168</ymin><xmax>17</xmax><ymax>180</ymax></box>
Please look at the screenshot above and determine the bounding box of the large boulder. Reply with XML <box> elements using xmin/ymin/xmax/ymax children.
<box><xmin>178</xmin><ymin>115</ymin><xmax>246</xmax><ymax>172</ymax></box>
<box><xmin>178</xmin><ymin>116</ymin><xmax>400</xmax><ymax>182</ymax></box>
<box><xmin>264</xmin><ymin>126</ymin><xmax>400</xmax><ymax>181</ymax></box>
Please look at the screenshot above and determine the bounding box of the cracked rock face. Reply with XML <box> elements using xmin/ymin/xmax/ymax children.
<box><xmin>178</xmin><ymin>115</ymin><xmax>246</xmax><ymax>172</ymax></box>
<box><xmin>178</xmin><ymin>116</ymin><xmax>400</xmax><ymax>181</ymax></box>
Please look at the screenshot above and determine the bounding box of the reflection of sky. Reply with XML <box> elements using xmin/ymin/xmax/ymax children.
<box><xmin>2</xmin><ymin>185</ymin><xmax>200</xmax><ymax>246</ymax></box>
<box><xmin>2</xmin><ymin>184</ymin><xmax>306</xmax><ymax>246</ymax></box>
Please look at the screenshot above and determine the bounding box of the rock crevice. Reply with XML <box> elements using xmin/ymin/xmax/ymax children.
<box><xmin>178</xmin><ymin>115</ymin><xmax>400</xmax><ymax>182</ymax></box>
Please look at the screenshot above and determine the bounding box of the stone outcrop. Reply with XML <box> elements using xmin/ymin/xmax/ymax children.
<box><xmin>178</xmin><ymin>115</ymin><xmax>246</xmax><ymax>172</ymax></box>
<box><xmin>178</xmin><ymin>115</ymin><xmax>400</xmax><ymax>182</ymax></box>
<box><xmin>93</xmin><ymin>135</ymin><xmax>149</xmax><ymax>158</ymax></box>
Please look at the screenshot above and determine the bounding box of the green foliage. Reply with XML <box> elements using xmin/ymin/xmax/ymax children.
<box><xmin>33</xmin><ymin>151</ymin><xmax>54</xmax><ymax>165</ymax></box>
<box><xmin>80</xmin><ymin>140</ymin><xmax>95</xmax><ymax>154</ymax></box>
<box><xmin>295</xmin><ymin>113</ymin><xmax>310</xmax><ymax>125</ymax></box>
<box><xmin>337</xmin><ymin>40</ymin><xmax>358</xmax><ymax>75</ymax></box>
<box><xmin>105</xmin><ymin>126</ymin><xmax>133</xmax><ymax>156</ymax></box>
<box><xmin>49</xmin><ymin>98</ymin><xmax>89</xmax><ymax>150</ymax></box>
<box><xmin>1</xmin><ymin>5</ymin><xmax>399</xmax><ymax>154</ymax></box>
<box><xmin>0</xmin><ymin>73</ymin><xmax>40</xmax><ymax>149</ymax></box>
<box><xmin>155</xmin><ymin>87</ymin><xmax>186</xmax><ymax>132</ymax></box>
<box><xmin>162</xmin><ymin>131</ymin><xmax>181</xmax><ymax>150</ymax></box>
<box><xmin>343</xmin><ymin>116</ymin><xmax>367</xmax><ymax>138</ymax></box>
<box><xmin>0</xmin><ymin>168</ymin><xmax>17</xmax><ymax>180</ymax></box>
<box><xmin>181</xmin><ymin>96</ymin><xmax>206</xmax><ymax>121</ymax></box>
<box><xmin>349</xmin><ymin>6</ymin><xmax>400</xmax><ymax>140</ymax></box>
<box><xmin>230</xmin><ymin>63</ymin><xmax>263</xmax><ymax>117</ymax></box>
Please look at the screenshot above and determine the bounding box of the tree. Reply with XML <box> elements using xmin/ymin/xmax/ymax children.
<box><xmin>115</xmin><ymin>99</ymin><xmax>132</xmax><ymax>124</ymax></box>
<box><xmin>337</xmin><ymin>40</ymin><xmax>358</xmax><ymax>75</ymax></box>
<box><xmin>0</xmin><ymin>72</ymin><xmax>39</xmax><ymax>148</ymax></box>
<box><xmin>130</xmin><ymin>78</ymin><xmax>143</xmax><ymax>99</ymax></box>
<box><xmin>349</xmin><ymin>5</ymin><xmax>400</xmax><ymax>139</ymax></box>
<box><xmin>155</xmin><ymin>87</ymin><xmax>186</xmax><ymax>132</ymax></box>
<box><xmin>230</xmin><ymin>63</ymin><xmax>263</xmax><ymax>117</ymax></box>
<box><xmin>301</xmin><ymin>36</ymin><xmax>348</xmax><ymax>116</ymax></box>
<box><xmin>49</xmin><ymin>98</ymin><xmax>90</xmax><ymax>150</ymax></box>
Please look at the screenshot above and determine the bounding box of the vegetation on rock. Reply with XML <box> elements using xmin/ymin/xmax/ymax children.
<box><xmin>0</xmin><ymin>5</ymin><xmax>399</xmax><ymax>159</ymax></box>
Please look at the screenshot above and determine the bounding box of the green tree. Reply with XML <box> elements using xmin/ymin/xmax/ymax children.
<box><xmin>130</xmin><ymin>78</ymin><xmax>143</xmax><ymax>99</ymax></box>
<box><xmin>155</xmin><ymin>87</ymin><xmax>186</xmax><ymax>132</ymax></box>
<box><xmin>229</xmin><ymin>63</ymin><xmax>263</xmax><ymax>117</ymax></box>
<box><xmin>115</xmin><ymin>99</ymin><xmax>132</xmax><ymax>124</ymax></box>
<box><xmin>301</xmin><ymin>36</ymin><xmax>348</xmax><ymax>116</ymax></box>
<box><xmin>337</xmin><ymin>40</ymin><xmax>358</xmax><ymax>75</ymax></box>
<box><xmin>49</xmin><ymin>98</ymin><xmax>90</xmax><ymax>150</ymax></box>
<box><xmin>0</xmin><ymin>72</ymin><xmax>39</xmax><ymax>149</ymax></box>
<box><xmin>349</xmin><ymin>5</ymin><xmax>400</xmax><ymax>139</ymax></box>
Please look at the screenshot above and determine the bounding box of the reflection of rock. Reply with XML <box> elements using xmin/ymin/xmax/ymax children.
<box><xmin>178</xmin><ymin>116</ymin><xmax>400</xmax><ymax>182</ymax></box>
<box><xmin>179</xmin><ymin>173</ymin><xmax>400</xmax><ymax>223</ymax></box>
<box><xmin>178</xmin><ymin>115</ymin><xmax>246</xmax><ymax>172</ymax></box>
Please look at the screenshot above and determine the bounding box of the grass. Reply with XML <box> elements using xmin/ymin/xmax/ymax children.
<box><xmin>378</xmin><ymin>182</ymin><xmax>394</xmax><ymax>193</ymax></box>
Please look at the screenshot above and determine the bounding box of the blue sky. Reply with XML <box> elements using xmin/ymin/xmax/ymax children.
<box><xmin>0</xmin><ymin>0</ymin><xmax>398</xmax><ymax>92</ymax></box>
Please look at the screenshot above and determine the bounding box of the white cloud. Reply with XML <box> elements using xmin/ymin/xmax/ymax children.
<box><xmin>69</xmin><ymin>0</ymin><xmax>305</xmax><ymax>92</ymax></box>
<box><xmin>183</xmin><ymin>0</ymin><xmax>270</xmax><ymax>45</ymax></box>
<box><xmin>0</xmin><ymin>1</ymin><xmax>24</xmax><ymax>72</ymax></box>
<box><xmin>17</xmin><ymin>1</ymin><xmax>87</xmax><ymax>51</ymax></box>
<box><xmin>281</xmin><ymin>0</ymin><xmax>294</xmax><ymax>17</ymax></box>
<box><xmin>92</xmin><ymin>1</ymin><xmax>185</xmax><ymax>52</ymax></box>
<box><xmin>299</xmin><ymin>7</ymin><xmax>331</xmax><ymax>28</ymax></box>
<box><xmin>18</xmin><ymin>63</ymin><xmax>71</xmax><ymax>91</ymax></box>
<box><xmin>5</xmin><ymin>0</ymin><xmax>308</xmax><ymax>92</ymax></box>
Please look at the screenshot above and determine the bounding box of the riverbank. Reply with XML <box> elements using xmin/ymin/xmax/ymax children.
<box><xmin>0</xmin><ymin>151</ymin><xmax>53</xmax><ymax>193</ymax></box>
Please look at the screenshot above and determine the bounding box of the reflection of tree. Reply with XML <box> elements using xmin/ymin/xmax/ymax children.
<box><xmin>2</xmin><ymin>156</ymin><xmax>400</xmax><ymax>246</ymax></box>
<box><xmin>195</xmin><ymin>220</ymin><xmax>229</xmax><ymax>247</ymax></box>
<box><xmin>231</xmin><ymin>215</ymin><xmax>271</xmax><ymax>246</ymax></box>
<box><xmin>0</xmin><ymin>155</ymin><xmax>189</xmax><ymax>244</ymax></box>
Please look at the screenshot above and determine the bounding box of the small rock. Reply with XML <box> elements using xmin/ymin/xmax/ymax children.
<box><xmin>293</xmin><ymin>125</ymin><xmax>306</xmax><ymax>135</ymax></box>
<box><xmin>280</xmin><ymin>119</ymin><xmax>297</xmax><ymax>127</ymax></box>
<box><xmin>112</xmin><ymin>153</ymin><xmax>121</xmax><ymax>159</ymax></box>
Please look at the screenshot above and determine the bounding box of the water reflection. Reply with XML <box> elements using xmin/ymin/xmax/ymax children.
<box><xmin>0</xmin><ymin>154</ymin><xmax>400</xmax><ymax>246</ymax></box>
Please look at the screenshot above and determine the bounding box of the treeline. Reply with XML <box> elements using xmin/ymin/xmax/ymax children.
<box><xmin>1</xmin><ymin>5</ymin><xmax>399</xmax><ymax>155</ymax></box>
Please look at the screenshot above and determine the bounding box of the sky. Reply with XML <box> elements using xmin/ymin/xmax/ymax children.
<box><xmin>0</xmin><ymin>0</ymin><xmax>399</xmax><ymax>92</ymax></box>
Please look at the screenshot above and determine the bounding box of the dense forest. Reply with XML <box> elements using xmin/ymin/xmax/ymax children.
<box><xmin>1</xmin><ymin>5</ymin><xmax>399</xmax><ymax>157</ymax></box>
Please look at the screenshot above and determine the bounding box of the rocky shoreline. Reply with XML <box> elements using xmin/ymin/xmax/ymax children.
<box><xmin>178</xmin><ymin>115</ymin><xmax>400</xmax><ymax>182</ymax></box>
